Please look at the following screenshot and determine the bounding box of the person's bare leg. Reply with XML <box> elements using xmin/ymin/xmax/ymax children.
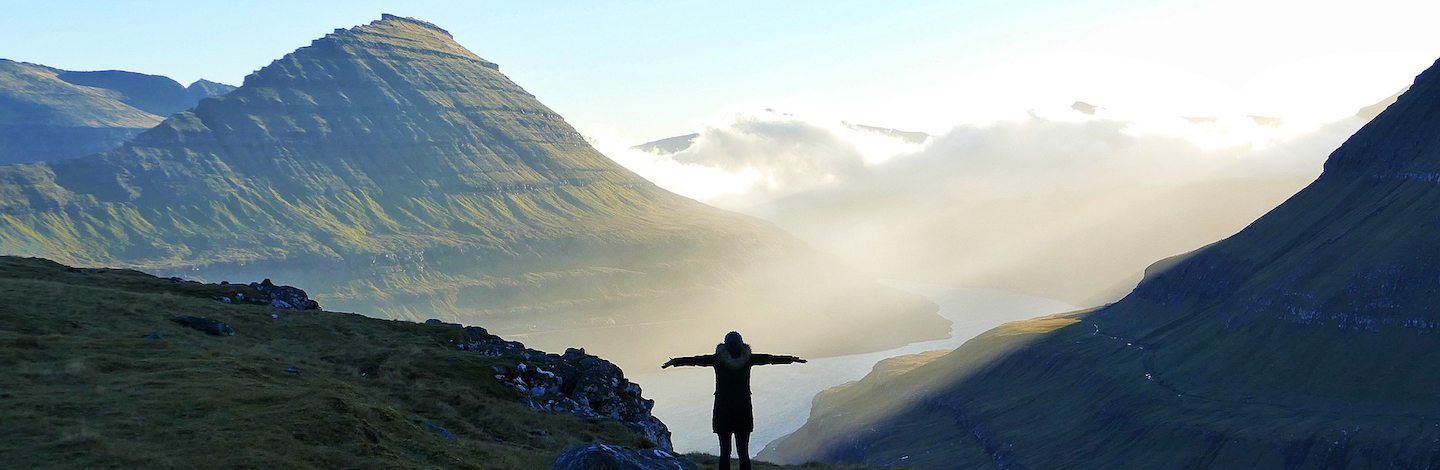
<box><xmin>718</xmin><ymin>432</ymin><xmax>733</xmax><ymax>470</ymax></box>
<box><xmin>736</xmin><ymin>432</ymin><xmax>751</xmax><ymax>470</ymax></box>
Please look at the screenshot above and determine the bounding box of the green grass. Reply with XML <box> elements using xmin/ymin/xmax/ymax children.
<box><xmin>0</xmin><ymin>256</ymin><xmax>650</xmax><ymax>469</ymax></box>
<box><xmin>0</xmin><ymin>255</ymin><xmax>927</xmax><ymax>469</ymax></box>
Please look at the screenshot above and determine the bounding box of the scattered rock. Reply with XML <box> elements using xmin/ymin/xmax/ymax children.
<box><xmin>172</xmin><ymin>316</ymin><xmax>234</xmax><ymax>336</ymax></box>
<box><xmin>249</xmin><ymin>281</ymin><xmax>321</xmax><ymax>310</ymax></box>
<box><xmin>421</xmin><ymin>422</ymin><xmax>456</xmax><ymax>441</ymax></box>
<box><xmin>208</xmin><ymin>280</ymin><xmax>321</xmax><ymax>310</ymax></box>
<box><xmin>458</xmin><ymin>326</ymin><xmax>672</xmax><ymax>451</ymax></box>
<box><xmin>553</xmin><ymin>444</ymin><xmax>696</xmax><ymax>470</ymax></box>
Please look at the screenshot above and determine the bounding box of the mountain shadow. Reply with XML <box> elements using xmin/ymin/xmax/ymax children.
<box><xmin>765</xmin><ymin>56</ymin><xmax>1440</xmax><ymax>468</ymax></box>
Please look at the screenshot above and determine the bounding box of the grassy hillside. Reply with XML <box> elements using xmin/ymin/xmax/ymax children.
<box><xmin>0</xmin><ymin>256</ymin><xmax>651</xmax><ymax>469</ymax></box>
<box><xmin>0</xmin><ymin>15</ymin><xmax>944</xmax><ymax>370</ymax></box>
<box><xmin>0</xmin><ymin>255</ymin><xmax>902</xmax><ymax>469</ymax></box>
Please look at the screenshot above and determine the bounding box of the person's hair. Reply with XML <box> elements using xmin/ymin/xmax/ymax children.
<box><xmin>724</xmin><ymin>331</ymin><xmax>743</xmax><ymax>356</ymax></box>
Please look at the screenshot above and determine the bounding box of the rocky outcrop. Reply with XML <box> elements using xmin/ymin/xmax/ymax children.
<box><xmin>438</xmin><ymin>321</ymin><xmax>672</xmax><ymax>451</ymax></box>
<box><xmin>553</xmin><ymin>444</ymin><xmax>697</xmax><ymax>470</ymax></box>
<box><xmin>207</xmin><ymin>279</ymin><xmax>321</xmax><ymax>310</ymax></box>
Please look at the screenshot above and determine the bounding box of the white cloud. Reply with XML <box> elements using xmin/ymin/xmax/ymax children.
<box><xmin>592</xmin><ymin>99</ymin><xmax>1374</xmax><ymax>304</ymax></box>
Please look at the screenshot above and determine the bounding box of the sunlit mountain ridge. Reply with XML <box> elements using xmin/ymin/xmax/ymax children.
<box><xmin>0</xmin><ymin>15</ymin><xmax>945</xmax><ymax>370</ymax></box>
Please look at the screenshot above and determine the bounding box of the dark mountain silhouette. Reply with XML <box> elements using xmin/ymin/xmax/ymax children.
<box><xmin>632</xmin><ymin>133</ymin><xmax>699</xmax><ymax>155</ymax></box>
<box><xmin>0</xmin><ymin>60</ymin><xmax>232</xmax><ymax>164</ymax></box>
<box><xmin>0</xmin><ymin>15</ymin><xmax>943</xmax><ymax>369</ymax></box>
<box><xmin>1357</xmin><ymin>86</ymin><xmax>1408</xmax><ymax>120</ymax></box>
<box><xmin>765</xmin><ymin>56</ymin><xmax>1440</xmax><ymax>468</ymax></box>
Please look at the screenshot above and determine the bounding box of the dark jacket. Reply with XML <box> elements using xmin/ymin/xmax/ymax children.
<box><xmin>668</xmin><ymin>343</ymin><xmax>802</xmax><ymax>433</ymax></box>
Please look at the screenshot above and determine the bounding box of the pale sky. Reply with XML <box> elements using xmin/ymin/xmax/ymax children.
<box><xmin>3</xmin><ymin>0</ymin><xmax>1437</xmax><ymax>141</ymax></box>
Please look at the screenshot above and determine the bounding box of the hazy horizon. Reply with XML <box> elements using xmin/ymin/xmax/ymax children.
<box><xmin>3</xmin><ymin>0</ymin><xmax>1437</xmax><ymax>143</ymax></box>
<box><xmin>6</xmin><ymin>4</ymin><xmax>1440</xmax><ymax>467</ymax></box>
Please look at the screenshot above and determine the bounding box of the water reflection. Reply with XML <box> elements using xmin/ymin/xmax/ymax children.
<box><xmin>631</xmin><ymin>283</ymin><xmax>1079</xmax><ymax>456</ymax></box>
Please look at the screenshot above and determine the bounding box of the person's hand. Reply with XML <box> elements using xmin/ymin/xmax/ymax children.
<box><xmin>662</xmin><ymin>358</ymin><xmax>675</xmax><ymax>369</ymax></box>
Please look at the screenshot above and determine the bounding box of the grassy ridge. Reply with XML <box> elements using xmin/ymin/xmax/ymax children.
<box><xmin>0</xmin><ymin>256</ymin><xmax>906</xmax><ymax>469</ymax></box>
<box><xmin>0</xmin><ymin>256</ymin><xmax>649</xmax><ymax>469</ymax></box>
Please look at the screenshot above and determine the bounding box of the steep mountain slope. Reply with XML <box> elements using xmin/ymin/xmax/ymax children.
<box><xmin>0</xmin><ymin>15</ymin><xmax>942</xmax><ymax>369</ymax></box>
<box><xmin>0</xmin><ymin>60</ymin><xmax>232</xmax><ymax>164</ymax></box>
<box><xmin>765</xmin><ymin>57</ymin><xmax>1440</xmax><ymax>469</ymax></box>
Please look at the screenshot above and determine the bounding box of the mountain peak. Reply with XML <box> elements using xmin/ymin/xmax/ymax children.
<box><xmin>242</xmin><ymin>14</ymin><xmax>495</xmax><ymax>90</ymax></box>
<box><xmin>121</xmin><ymin>14</ymin><xmax>623</xmax><ymax>201</ymax></box>
<box><xmin>376</xmin><ymin>13</ymin><xmax>453</xmax><ymax>36</ymax></box>
<box><xmin>1324</xmin><ymin>56</ymin><xmax>1440</xmax><ymax>176</ymax></box>
<box><xmin>0</xmin><ymin>16</ymin><xmax>945</xmax><ymax>369</ymax></box>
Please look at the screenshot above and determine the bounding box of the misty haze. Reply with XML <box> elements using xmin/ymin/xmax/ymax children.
<box><xmin>2</xmin><ymin>2</ymin><xmax>1438</xmax><ymax>470</ymax></box>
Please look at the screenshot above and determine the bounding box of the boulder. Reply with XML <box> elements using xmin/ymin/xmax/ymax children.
<box><xmin>249</xmin><ymin>281</ymin><xmax>321</xmax><ymax>310</ymax></box>
<box><xmin>421</xmin><ymin>422</ymin><xmax>457</xmax><ymax>441</ymax></box>
<box><xmin>553</xmin><ymin>444</ymin><xmax>696</xmax><ymax>470</ymax></box>
<box><xmin>172</xmin><ymin>316</ymin><xmax>234</xmax><ymax>336</ymax></box>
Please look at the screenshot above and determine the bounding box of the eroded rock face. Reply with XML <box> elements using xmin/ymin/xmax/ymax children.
<box><xmin>444</xmin><ymin>323</ymin><xmax>672</xmax><ymax>451</ymax></box>
<box><xmin>553</xmin><ymin>443</ymin><xmax>696</xmax><ymax>470</ymax></box>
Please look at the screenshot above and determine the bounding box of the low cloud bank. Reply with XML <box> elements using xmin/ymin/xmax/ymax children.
<box><xmin>597</xmin><ymin>104</ymin><xmax>1371</xmax><ymax>305</ymax></box>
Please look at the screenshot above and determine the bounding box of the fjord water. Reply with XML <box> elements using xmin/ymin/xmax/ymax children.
<box><xmin>631</xmin><ymin>283</ymin><xmax>1078</xmax><ymax>455</ymax></box>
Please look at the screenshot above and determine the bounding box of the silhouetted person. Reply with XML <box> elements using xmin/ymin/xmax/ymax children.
<box><xmin>662</xmin><ymin>331</ymin><xmax>807</xmax><ymax>470</ymax></box>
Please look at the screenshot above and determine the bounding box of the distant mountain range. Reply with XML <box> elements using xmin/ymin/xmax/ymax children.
<box><xmin>0</xmin><ymin>59</ymin><xmax>234</xmax><ymax>164</ymax></box>
<box><xmin>765</xmin><ymin>56</ymin><xmax>1440</xmax><ymax>468</ymax></box>
<box><xmin>0</xmin><ymin>15</ymin><xmax>944</xmax><ymax>369</ymax></box>
<box><xmin>632</xmin><ymin>120</ymin><xmax>930</xmax><ymax>156</ymax></box>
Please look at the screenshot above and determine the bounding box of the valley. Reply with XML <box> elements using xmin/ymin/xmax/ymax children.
<box><xmin>635</xmin><ymin>283</ymin><xmax>1077</xmax><ymax>455</ymax></box>
<box><xmin>3</xmin><ymin>5</ymin><xmax>1437</xmax><ymax>469</ymax></box>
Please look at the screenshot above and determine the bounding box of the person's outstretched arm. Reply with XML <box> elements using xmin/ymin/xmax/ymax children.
<box><xmin>662</xmin><ymin>354</ymin><xmax>716</xmax><ymax>368</ymax></box>
<box><xmin>749</xmin><ymin>353</ymin><xmax>808</xmax><ymax>366</ymax></box>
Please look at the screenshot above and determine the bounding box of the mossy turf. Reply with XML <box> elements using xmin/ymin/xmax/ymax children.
<box><xmin>0</xmin><ymin>256</ymin><xmax>651</xmax><ymax>469</ymax></box>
